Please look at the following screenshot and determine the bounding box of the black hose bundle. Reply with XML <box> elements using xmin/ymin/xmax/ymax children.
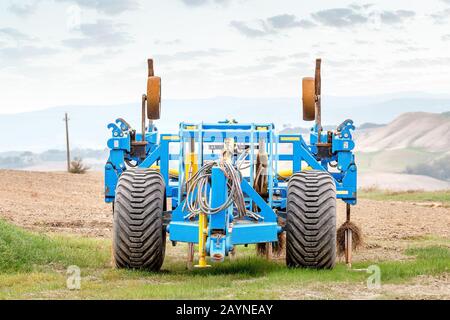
<box><xmin>183</xmin><ymin>159</ymin><xmax>261</xmax><ymax>220</ymax></box>
<box><xmin>183</xmin><ymin>160</ymin><xmax>247</xmax><ymax>218</ymax></box>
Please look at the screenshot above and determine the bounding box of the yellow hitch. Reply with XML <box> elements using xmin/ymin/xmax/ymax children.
<box><xmin>195</xmin><ymin>212</ymin><xmax>211</xmax><ymax>268</ymax></box>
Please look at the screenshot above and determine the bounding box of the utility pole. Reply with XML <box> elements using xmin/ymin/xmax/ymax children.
<box><xmin>64</xmin><ymin>112</ymin><xmax>71</xmax><ymax>172</ymax></box>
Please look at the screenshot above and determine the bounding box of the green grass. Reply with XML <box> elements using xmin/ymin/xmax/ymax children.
<box><xmin>359</xmin><ymin>189</ymin><xmax>450</xmax><ymax>205</ymax></box>
<box><xmin>0</xmin><ymin>219</ymin><xmax>110</xmax><ymax>273</ymax></box>
<box><xmin>375</xmin><ymin>246</ymin><xmax>450</xmax><ymax>282</ymax></box>
<box><xmin>0</xmin><ymin>219</ymin><xmax>449</xmax><ymax>299</ymax></box>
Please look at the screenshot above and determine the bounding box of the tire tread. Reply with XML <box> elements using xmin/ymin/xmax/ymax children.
<box><xmin>286</xmin><ymin>170</ymin><xmax>336</xmax><ymax>269</ymax></box>
<box><xmin>112</xmin><ymin>169</ymin><xmax>166</xmax><ymax>271</ymax></box>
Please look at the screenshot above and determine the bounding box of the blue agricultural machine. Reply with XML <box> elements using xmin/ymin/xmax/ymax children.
<box><xmin>104</xmin><ymin>58</ymin><xmax>357</xmax><ymax>270</ymax></box>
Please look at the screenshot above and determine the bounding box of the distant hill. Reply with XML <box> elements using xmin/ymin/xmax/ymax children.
<box><xmin>279</xmin><ymin>111</ymin><xmax>450</xmax><ymax>184</ymax></box>
<box><xmin>359</xmin><ymin>172</ymin><xmax>450</xmax><ymax>191</ymax></box>
<box><xmin>354</xmin><ymin>112</ymin><xmax>450</xmax><ymax>187</ymax></box>
<box><xmin>0</xmin><ymin>93</ymin><xmax>449</xmax><ymax>151</ymax></box>
<box><xmin>355</xmin><ymin>112</ymin><xmax>450</xmax><ymax>152</ymax></box>
<box><xmin>358</xmin><ymin>122</ymin><xmax>385</xmax><ymax>130</ymax></box>
<box><xmin>405</xmin><ymin>154</ymin><xmax>450</xmax><ymax>182</ymax></box>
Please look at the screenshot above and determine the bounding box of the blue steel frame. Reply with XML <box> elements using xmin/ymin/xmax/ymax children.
<box><xmin>104</xmin><ymin>119</ymin><xmax>357</xmax><ymax>260</ymax></box>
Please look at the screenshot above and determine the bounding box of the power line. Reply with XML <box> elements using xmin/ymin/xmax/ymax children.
<box><xmin>63</xmin><ymin>112</ymin><xmax>70</xmax><ymax>172</ymax></box>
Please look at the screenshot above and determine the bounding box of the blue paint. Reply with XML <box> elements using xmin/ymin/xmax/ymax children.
<box><xmin>104</xmin><ymin>117</ymin><xmax>358</xmax><ymax>260</ymax></box>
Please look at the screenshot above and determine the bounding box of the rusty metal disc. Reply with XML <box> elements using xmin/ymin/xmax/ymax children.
<box><xmin>302</xmin><ymin>77</ymin><xmax>315</xmax><ymax>121</ymax></box>
<box><xmin>147</xmin><ymin>76</ymin><xmax>161</xmax><ymax>120</ymax></box>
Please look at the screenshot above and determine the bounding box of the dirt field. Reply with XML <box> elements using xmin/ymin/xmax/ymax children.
<box><xmin>1</xmin><ymin>170</ymin><xmax>448</xmax><ymax>259</ymax></box>
<box><xmin>0</xmin><ymin>170</ymin><xmax>111</xmax><ymax>237</ymax></box>
<box><xmin>0</xmin><ymin>169</ymin><xmax>449</xmax><ymax>299</ymax></box>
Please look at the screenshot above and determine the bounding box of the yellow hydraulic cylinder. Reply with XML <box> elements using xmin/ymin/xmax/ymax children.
<box><xmin>277</xmin><ymin>165</ymin><xmax>313</xmax><ymax>179</ymax></box>
<box><xmin>185</xmin><ymin>153</ymin><xmax>198</xmax><ymax>182</ymax></box>
<box><xmin>149</xmin><ymin>165</ymin><xmax>179</xmax><ymax>177</ymax></box>
<box><xmin>195</xmin><ymin>212</ymin><xmax>210</xmax><ymax>268</ymax></box>
<box><xmin>185</xmin><ymin>137</ymin><xmax>198</xmax><ymax>181</ymax></box>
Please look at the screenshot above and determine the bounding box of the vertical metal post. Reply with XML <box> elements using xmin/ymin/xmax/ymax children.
<box><xmin>194</xmin><ymin>123</ymin><xmax>211</xmax><ymax>268</ymax></box>
<box><xmin>267</xmin><ymin>129</ymin><xmax>274</xmax><ymax>259</ymax></box>
<box><xmin>141</xmin><ymin>95</ymin><xmax>147</xmax><ymax>142</ymax></box>
<box><xmin>187</xmin><ymin>242</ymin><xmax>194</xmax><ymax>270</ymax></box>
<box><xmin>195</xmin><ymin>212</ymin><xmax>210</xmax><ymax>268</ymax></box>
<box><xmin>314</xmin><ymin>58</ymin><xmax>322</xmax><ymax>140</ymax></box>
<box><xmin>250</xmin><ymin>125</ymin><xmax>255</xmax><ymax>209</ymax></box>
<box><xmin>159</xmin><ymin>139</ymin><xmax>170</xmax><ymax>194</ymax></box>
<box><xmin>292</xmin><ymin>141</ymin><xmax>301</xmax><ymax>172</ymax></box>
<box><xmin>265</xmin><ymin>242</ymin><xmax>273</xmax><ymax>261</ymax></box>
<box><xmin>186</xmin><ymin>129</ymin><xmax>197</xmax><ymax>267</ymax></box>
<box><xmin>197</xmin><ymin>123</ymin><xmax>203</xmax><ymax>170</ymax></box>
<box><xmin>185</xmin><ymin>133</ymin><xmax>197</xmax><ymax>182</ymax></box>
<box><xmin>345</xmin><ymin>203</ymin><xmax>352</xmax><ymax>268</ymax></box>
<box><xmin>178</xmin><ymin>125</ymin><xmax>185</xmax><ymax>206</ymax></box>
<box><xmin>274</xmin><ymin>131</ymin><xmax>279</xmax><ymax>185</ymax></box>
<box><xmin>209</xmin><ymin>162</ymin><xmax>228</xmax><ymax>231</ymax></box>
<box><xmin>148</xmin><ymin>59</ymin><xmax>154</xmax><ymax>77</ymax></box>
<box><xmin>208</xmin><ymin>167</ymin><xmax>228</xmax><ymax>262</ymax></box>
<box><xmin>64</xmin><ymin>112</ymin><xmax>71</xmax><ymax>172</ymax></box>
<box><xmin>268</xmin><ymin>128</ymin><xmax>273</xmax><ymax>207</ymax></box>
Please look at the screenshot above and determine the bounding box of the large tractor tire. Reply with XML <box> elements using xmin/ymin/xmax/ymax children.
<box><xmin>113</xmin><ymin>169</ymin><xmax>166</xmax><ymax>271</ymax></box>
<box><xmin>286</xmin><ymin>170</ymin><xmax>336</xmax><ymax>269</ymax></box>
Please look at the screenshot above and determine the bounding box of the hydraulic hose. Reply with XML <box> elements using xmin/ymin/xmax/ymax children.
<box><xmin>183</xmin><ymin>160</ymin><xmax>246</xmax><ymax>217</ymax></box>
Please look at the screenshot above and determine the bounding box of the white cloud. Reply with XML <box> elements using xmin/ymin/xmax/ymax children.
<box><xmin>62</xmin><ymin>19</ymin><xmax>132</xmax><ymax>48</ymax></box>
<box><xmin>8</xmin><ymin>1</ymin><xmax>41</xmax><ymax>17</ymax></box>
<box><xmin>180</xmin><ymin>0</ymin><xmax>234</xmax><ymax>7</ymax></box>
<box><xmin>0</xmin><ymin>45</ymin><xmax>59</xmax><ymax>64</ymax></box>
<box><xmin>0</xmin><ymin>28</ymin><xmax>34</xmax><ymax>41</ymax></box>
<box><xmin>154</xmin><ymin>49</ymin><xmax>231</xmax><ymax>64</ymax></box>
<box><xmin>56</xmin><ymin>0</ymin><xmax>138</xmax><ymax>15</ymax></box>
<box><xmin>0</xmin><ymin>0</ymin><xmax>449</xmax><ymax>114</ymax></box>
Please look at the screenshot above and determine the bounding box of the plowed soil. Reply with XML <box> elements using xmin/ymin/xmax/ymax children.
<box><xmin>0</xmin><ymin>169</ymin><xmax>449</xmax><ymax>263</ymax></box>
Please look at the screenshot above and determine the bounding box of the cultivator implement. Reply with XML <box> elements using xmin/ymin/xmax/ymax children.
<box><xmin>104</xmin><ymin>58</ymin><xmax>358</xmax><ymax>271</ymax></box>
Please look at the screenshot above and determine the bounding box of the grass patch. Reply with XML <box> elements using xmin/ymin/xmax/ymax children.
<box><xmin>373</xmin><ymin>246</ymin><xmax>450</xmax><ymax>282</ymax></box>
<box><xmin>0</xmin><ymin>219</ymin><xmax>449</xmax><ymax>299</ymax></box>
<box><xmin>359</xmin><ymin>188</ymin><xmax>450</xmax><ymax>205</ymax></box>
<box><xmin>0</xmin><ymin>219</ymin><xmax>110</xmax><ymax>273</ymax></box>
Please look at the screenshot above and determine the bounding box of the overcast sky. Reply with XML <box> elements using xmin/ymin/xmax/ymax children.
<box><xmin>0</xmin><ymin>0</ymin><xmax>449</xmax><ymax>114</ymax></box>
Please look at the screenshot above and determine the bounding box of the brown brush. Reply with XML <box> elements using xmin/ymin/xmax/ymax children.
<box><xmin>272</xmin><ymin>232</ymin><xmax>286</xmax><ymax>257</ymax></box>
<box><xmin>256</xmin><ymin>232</ymin><xmax>286</xmax><ymax>258</ymax></box>
<box><xmin>336</xmin><ymin>221</ymin><xmax>363</xmax><ymax>256</ymax></box>
<box><xmin>256</xmin><ymin>242</ymin><xmax>266</xmax><ymax>256</ymax></box>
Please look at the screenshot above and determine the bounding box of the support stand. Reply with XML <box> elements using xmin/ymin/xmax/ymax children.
<box><xmin>265</xmin><ymin>242</ymin><xmax>273</xmax><ymax>261</ymax></box>
<box><xmin>187</xmin><ymin>243</ymin><xmax>194</xmax><ymax>270</ymax></box>
<box><xmin>344</xmin><ymin>203</ymin><xmax>352</xmax><ymax>268</ymax></box>
<box><xmin>194</xmin><ymin>212</ymin><xmax>211</xmax><ymax>268</ymax></box>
